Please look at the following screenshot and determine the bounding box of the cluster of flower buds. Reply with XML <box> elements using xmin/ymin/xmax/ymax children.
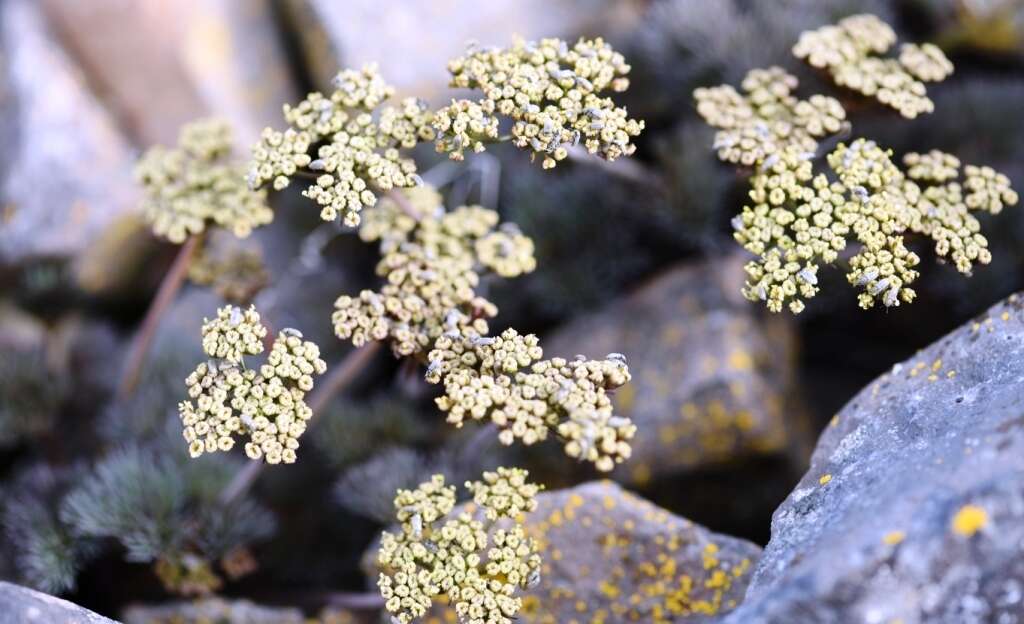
<box><xmin>447</xmin><ymin>37</ymin><xmax>644</xmax><ymax>168</ymax></box>
<box><xmin>902</xmin><ymin>151</ymin><xmax>1019</xmax><ymax>275</ymax></box>
<box><xmin>187</xmin><ymin>236</ymin><xmax>269</xmax><ymax>304</ymax></box>
<box><xmin>178</xmin><ymin>306</ymin><xmax>327</xmax><ymax>464</ymax></box>
<box><xmin>248</xmin><ymin>66</ymin><xmax>434</xmax><ymax>227</ymax></box>
<box><xmin>426</xmin><ymin>328</ymin><xmax>635</xmax><ymax>472</ymax></box>
<box><xmin>695</xmin><ymin>66</ymin><xmax>846</xmax><ymax>166</ymax></box>
<box><xmin>733</xmin><ymin>139</ymin><xmax>1018</xmax><ymax>313</ymax></box>
<box><xmin>136</xmin><ymin>118</ymin><xmax>272</xmax><ymax>243</ymax></box>
<box><xmin>792</xmin><ymin>14</ymin><xmax>953</xmax><ymax>118</ymax></box>
<box><xmin>377</xmin><ymin>469</ymin><xmax>542</xmax><ymax>624</ymax></box>
<box><xmin>332</xmin><ymin>186</ymin><xmax>535</xmax><ymax>356</ymax></box>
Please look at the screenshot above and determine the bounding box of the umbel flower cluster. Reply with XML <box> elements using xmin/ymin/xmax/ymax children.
<box><xmin>446</xmin><ymin>36</ymin><xmax>644</xmax><ymax>168</ymax></box>
<box><xmin>331</xmin><ymin>185</ymin><xmax>635</xmax><ymax>471</ymax></box>
<box><xmin>248</xmin><ymin>37</ymin><xmax>642</xmax><ymax>226</ymax></box>
<box><xmin>696</xmin><ymin>14</ymin><xmax>1018</xmax><ymax>313</ymax></box>
<box><xmin>248</xmin><ymin>65</ymin><xmax>433</xmax><ymax>227</ymax></box>
<box><xmin>694</xmin><ymin>67</ymin><xmax>847</xmax><ymax>166</ymax></box>
<box><xmin>333</xmin><ymin>185</ymin><xmax>536</xmax><ymax>357</ymax></box>
<box><xmin>186</xmin><ymin>239</ymin><xmax>269</xmax><ymax>304</ymax></box>
<box><xmin>793</xmin><ymin>14</ymin><xmax>953</xmax><ymax>118</ymax></box>
<box><xmin>377</xmin><ymin>468</ymin><xmax>542</xmax><ymax>624</ymax></box>
<box><xmin>426</xmin><ymin>329</ymin><xmax>635</xmax><ymax>472</ymax></box>
<box><xmin>178</xmin><ymin>305</ymin><xmax>327</xmax><ymax>464</ymax></box>
<box><xmin>136</xmin><ymin>118</ymin><xmax>273</xmax><ymax>243</ymax></box>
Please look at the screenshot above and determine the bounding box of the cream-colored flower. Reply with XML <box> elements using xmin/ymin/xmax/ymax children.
<box><xmin>137</xmin><ymin>118</ymin><xmax>272</xmax><ymax>243</ymax></box>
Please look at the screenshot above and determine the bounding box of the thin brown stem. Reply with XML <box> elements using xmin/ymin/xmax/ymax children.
<box><xmin>385</xmin><ymin>188</ymin><xmax>422</xmax><ymax>220</ymax></box>
<box><xmin>218</xmin><ymin>341</ymin><xmax>383</xmax><ymax>506</ymax></box>
<box><xmin>116</xmin><ymin>234</ymin><xmax>202</xmax><ymax>400</ymax></box>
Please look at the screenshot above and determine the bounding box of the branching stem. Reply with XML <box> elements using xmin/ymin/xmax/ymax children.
<box><xmin>116</xmin><ymin>233</ymin><xmax>202</xmax><ymax>400</ymax></box>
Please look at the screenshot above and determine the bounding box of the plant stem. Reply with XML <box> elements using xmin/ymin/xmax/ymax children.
<box><xmin>385</xmin><ymin>188</ymin><xmax>422</xmax><ymax>220</ymax></box>
<box><xmin>116</xmin><ymin>234</ymin><xmax>202</xmax><ymax>400</ymax></box>
<box><xmin>218</xmin><ymin>341</ymin><xmax>383</xmax><ymax>506</ymax></box>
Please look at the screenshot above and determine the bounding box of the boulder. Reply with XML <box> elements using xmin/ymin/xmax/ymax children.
<box><xmin>726</xmin><ymin>292</ymin><xmax>1024</xmax><ymax>623</ymax></box>
<box><xmin>543</xmin><ymin>256</ymin><xmax>809</xmax><ymax>486</ymax></box>
<box><xmin>122</xmin><ymin>598</ymin><xmax>303</xmax><ymax>624</ymax></box>
<box><xmin>367</xmin><ymin>480</ymin><xmax>761</xmax><ymax>623</ymax></box>
<box><xmin>40</xmin><ymin>0</ymin><xmax>298</xmax><ymax>146</ymax></box>
<box><xmin>0</xmin><ymin>0</ymin><xmax>137</xmax><ymax>266</ymax></box>
<box><xmin>0</xmin><ymin>581</ymin><xmax>116</xmax><ymax>624</ymax></box>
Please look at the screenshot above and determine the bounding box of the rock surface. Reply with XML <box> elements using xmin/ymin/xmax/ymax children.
<box><xmin>368</xmin><ymin>480</ymin><xmax>761</xmax><ymax>623</ymax></box>
<box><xmin>543</xmin><ymin>256</ymin><xmax>808</xmax><ymax>486</ymax></box>
<box><xmin>122</xmin><ymin>598</ymin><xmax>304</xmax><ymax>624</ymax></box>
<box><xmin>40</xmin><ymin>0</ymin><xmax>297</xmax><ymax>146</ymax></box>
<box><xmin>726</xmin><ymin>292</ymin><xmax>1024</xmax><ymax>623</ymax></box>
<box><xmin>0</xmin><ymin>0</ymin><xmax>137</xmax><ymax>266</ymax></box>
<box><xmin>0</xmin><ymin>581</ymin><xmax>116</xmax><ymax>623</ymax></box>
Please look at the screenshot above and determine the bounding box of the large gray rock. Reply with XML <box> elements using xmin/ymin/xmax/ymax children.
<box><xmin>122</xmin><ymin>598</ymin><xmax>303</xmax><ymax>624</ymax></box>
<box><xmin>726</xmin><ymin>293</ymin><xmax>1024</xmax><ymax>623</ymax></box>
<box><xmin>0</xmin><ymin>582</ymin><xmax>117</xmax><ymax>623</ymax></box>
<box><xmin>518</xmin><ymin>480</ymin><xmax>761</xmax><ymax>623</ymax></box>
<box><xmin>40</xmin><ymin>0</ymin><xmax>298</xmax><ymax>146</ymax></box>
<box><xmin>0</xmin><ymin>0</ymin><xmax>137</xmax><ymax>266</ymax></box>
<box><xmin>543</xmin><ymin>256</ymin><xmax>809</xmax><ymax>486</ymax></box>
<box><xmin>368</xmin><ymin>480</ymin><xmax>761</xmax><ymax>623</ymax></box>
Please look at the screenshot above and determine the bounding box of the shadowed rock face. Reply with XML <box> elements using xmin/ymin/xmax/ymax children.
<box><xmin>543</xmin><ymin>256</ymin><xmax>809</xmax><ymax>486</ymax></box>
<box><xmin>366</xmin><ymin>480</ymin><xmax>761</xmax><ymax>624</ymax></box>
<box><xmin>725</xmin><ymin>292</ymin><xmax>1024</xmax><ymax>624</ymax></box>
<box><xmin>0</xmin><ymin>582</ymin><xmax>116</xmax><ymax>623</ymax></box>
<box><xmin>0</xmin><ymin>0</ymin><xmax>137</xmax><ymax>266</ymax></box>
<box><xmin>519</xmin><ymin>481</ymin><xmax>761</xmax><ymax>623</ymax></box>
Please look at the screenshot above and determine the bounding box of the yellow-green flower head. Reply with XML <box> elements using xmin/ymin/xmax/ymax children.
<box><xmin>180</xmin><ymin>309</ymin><xmax>327</xmax><ymax>464</ymax></box>
<box><xmin>136</xmin><ymin>118</ymin><xmax>272</xmax><ymax>243</ymax></box>
<box><xmin>433</xmin><ymin>99</ymin><xmax>500</xmax><ymax>161</ymax></box>
<box><xmin>201</xmin><ymin>305</ymin><xmax>267</xmax><ymax>364</ymax></box>
<box><xmin>426</xmin><ymin>328</ymin><xmax>634</xmax><ymax>472</ymax></box>
<box><xmin>447</xmin><ymin>37</ymin><xmax>644</xmax><ymax>169</ymax></box>
<box><xmin>332</xmin><ymin>187</ymin><xmax>535</xmax><ymax>357</ymax></box>
<box><xmin>378</xmin><ymin>470</ymin><xmax>542</xmax><ymax>624</ymax></box>
<box><xmin>187</xmin><ymin>240</ymin><xmax>269</xmax><ymax>304</ymax></box>
<box><xmin>733</xmin><ymin>139</ymin><xmax>1017</xmax><ymax>314</ymax></box>
<box><xmin>248</xmin><ymin>65</ymin><xmax>435</xmax><ymax>227</ymax></box>
<box><xmin>792</xmin><ymin>14</ymin><xmax>951</xmax><ymax>119</ymax></box>
<box><xmin>694</xmin><ymin>67</ymin><xmax>846</xmax><ymax>166</ymax></box>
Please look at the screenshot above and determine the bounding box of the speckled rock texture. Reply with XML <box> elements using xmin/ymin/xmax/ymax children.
<box><xmin>368</xmin><ymin>480</ymin><xmax>761</xmax><ymax>624</ymax></box>
<box><xmin>0</xmin><ymin>581</ymin><xmax>116</xmax><ymax>623</ymax></box>
<box><xmin>725</xmin><ymin>292</ymin><xmax>1024</xmax><ymax>624</ymax></box>
<box><xmin>543</xmin><ymin>256</ymin><xmax>809</xmax><ymax>486</ymax></box>
<box><xmin>40</xmin><ymin>0</ymin><xmax>297</xmax><ymax>146</ymax></box>
<box><xmin>0</xmin><ymin>0</ymin><xmax>137</xmax><ymax>266</ymax></box>
<box><xmin>122</xmin><ymin>598</ymin><xmax>304</xmax><ymax>624</ymax></box>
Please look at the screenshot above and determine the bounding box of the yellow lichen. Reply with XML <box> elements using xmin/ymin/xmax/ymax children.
<box><xmin>951</xmin><ymin>504</ymin><xmax>988</xmax><ymax>536</ymax></box>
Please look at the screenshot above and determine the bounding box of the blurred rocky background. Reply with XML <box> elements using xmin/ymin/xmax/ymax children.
<box><xmin>1</xmin><ymin>0</ymin><xmax>1023</xmax><ymax>622</ymax></box>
